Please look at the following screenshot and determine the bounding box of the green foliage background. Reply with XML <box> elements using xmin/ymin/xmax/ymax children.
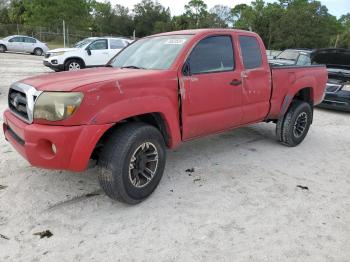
<box><xmin>0</xmin><ymin>0</ymin><xmax>349</xmax><ymax>49</ymax></box>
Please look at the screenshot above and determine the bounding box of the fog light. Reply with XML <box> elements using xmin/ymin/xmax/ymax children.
<box><xmin>52</xmin><ymin>143</ymin><xmax>57</xmax><ymax>154</ymax></box>
<box><xmin>51</xmin><ymin>59</ymin><xmax>58</xmax><ymax>64</ymax></box>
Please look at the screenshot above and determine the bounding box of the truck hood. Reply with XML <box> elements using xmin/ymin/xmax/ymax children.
<box><xmin>47</xmin><ymin>47</ymin><xmax>80</xmax><ymax>53</ymax></box>
<box><xmin>311</xmin><ymin>48</ymin><xmax>350</xmax><ymax>70</ymax></box>
<box><xmin>20</xmin><ymin>67</ymin><xmax>170</xmax><ymax>91</ymax></box>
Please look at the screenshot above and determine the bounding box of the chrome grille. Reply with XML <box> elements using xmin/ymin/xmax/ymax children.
<box><xmin>8</xmin><ymin>83</ymin><xmax>42</xmax><ymax>124</ymax></box>
<box><xmin>8</xmin><ymin>89</ymin><xmax>28</xmax><ymax>120</ymax></box>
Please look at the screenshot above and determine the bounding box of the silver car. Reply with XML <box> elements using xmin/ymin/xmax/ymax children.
<box><xmin>0</xmin><ymin>35</ymin><xmax>49</xmax><ymax>56</ymax></box>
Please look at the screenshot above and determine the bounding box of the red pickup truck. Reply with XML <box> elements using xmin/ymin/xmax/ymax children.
<box><xmin>3</xmin><ymin>29</ymin><xmax>327</xmax><ymax>204</ymax></box>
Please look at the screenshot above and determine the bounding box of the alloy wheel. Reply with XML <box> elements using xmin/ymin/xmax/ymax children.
<box><xmin>68</xmin><ymin>62</ymin><xmax>81</xmax><ymax>71</ymax></box>
<box><xmin>128</xmin><ymin>142</ymin><xmax>159</xmax><ymax>188</ymax></box>
<box><xmin>293</xmin><ymin>112</ymin><xmax>308</xmax><ymax>138</ymax></box>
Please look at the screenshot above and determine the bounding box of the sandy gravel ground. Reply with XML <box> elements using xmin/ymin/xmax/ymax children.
<box><xmin>0</xmin><ymin>53</ymin><xmax>349</xmax><ymax>262</ymax></box>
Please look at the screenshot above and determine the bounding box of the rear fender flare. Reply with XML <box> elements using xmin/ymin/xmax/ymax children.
<box><xmin>279</xmin><ymin>76</ymin><xmax>315</xmax><ymax>117</ymax></box>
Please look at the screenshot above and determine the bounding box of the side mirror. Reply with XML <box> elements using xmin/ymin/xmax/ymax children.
<box><xmin>86</xmin><ymin>47</ymin><xmax>91</xmax><ymax>56</ymax></box>
<box><xmin>273</xmin><ymin>55</ymin><xmax>277</xmax><ymax>59</ymax></box>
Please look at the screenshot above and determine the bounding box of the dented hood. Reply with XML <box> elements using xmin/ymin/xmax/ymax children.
<box><xmin>311</xmin><ymin>48</ymin><xmax>350</xmax><ymax>69</ymax></box>
<box><xmin>20</xmin><ymin>67</ymin><xmax>170</xmax><ymax>91</ymax></box>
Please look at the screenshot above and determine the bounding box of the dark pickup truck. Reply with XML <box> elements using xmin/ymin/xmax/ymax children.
<box><xmin>3</xmin><ymin>29</ymin><xmax>327</xmax><ymax>204</ymax></box>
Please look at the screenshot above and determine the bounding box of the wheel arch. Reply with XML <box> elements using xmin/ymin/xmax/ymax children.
<box><xmin>64</xmin><ymin>56</ymin><xmax>86</xmax><ymax>67</ymax></box>
<box><xmin>0</xmin><ymin>43</ymin><xmax>7</xmax><ymax>51</ymax></box>
<box><xmin>90</xmin><ymin>112</ymin><xmax>176</xmax><ymax>166</ymax></box>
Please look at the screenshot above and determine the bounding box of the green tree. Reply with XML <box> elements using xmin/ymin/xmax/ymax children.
<box><xmin>22</xmin><ymin>0</ymin><xmax>91</xmax><ymax>30</ymax></box>
<box><xmin>337</xmin><ymin>13</ymin><xmax>350</xmax><ymax>48</ymax></box>
<box><xmin>184</xmin><ymin>0</ymin><xmax>208</xmax><ymax>28</ymax></box>
<box><xmin>209</xmin><ymin>5</ymin><xmax>232</xmax><ymax>27</ymax></box>
<box><xmin>8</xmin><ymin>0</ymin><xmax>26</xmax><ymax>24</ymax></box>
<box><xmin>0</xmin><ymin>0</ymin><xmax>10</xmax><ymax>24</ymax></box>
<box><xmin>133</xmin><ymin>0</ymin><xmax>171</xmax><ymax>36</ymax></box>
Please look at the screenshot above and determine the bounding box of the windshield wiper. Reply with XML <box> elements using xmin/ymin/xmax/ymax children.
<box><xmin>121</xmin><ymin>65</ymin><xmax>145</xmax><ymax>69</ymax></box>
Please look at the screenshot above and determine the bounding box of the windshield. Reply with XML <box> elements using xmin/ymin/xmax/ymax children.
<box><xmin>277</xmin><ymin>50</ymin><xmax>300</xmax><ymax>61</ymax></box>
<box><xmin>74</xmin><ymin>38</ymin><xmax>95</xmax><ymax>48</ymax></box>
<box><xmin>109</xmin><ymin>35</ymin><xmax>193</xmax><ymax>70</ymax></box>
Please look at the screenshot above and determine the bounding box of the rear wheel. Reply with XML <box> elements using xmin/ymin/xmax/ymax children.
<box><xmin>65</xmin><ymin>59</ymin><xmax>84</xmax><ymax>71</ymax></box>
<box><xmin>0</xmin><ymin>44</ymin><xmax>6</xmax><ymax>53</ymax></box>
<box><xmin>98</xmin><ymin>123</ymin><xmax>166</xmax><ymax>204</ymax></box>
<box><xmin>33</xmin><ymin>48</ymin><xmax>43</xmax><ymax>56</ymax></box>
<box><xmin>276</xmin><ymin>100</ymin><xmax>312</xmax><ymax>147</ymax></box>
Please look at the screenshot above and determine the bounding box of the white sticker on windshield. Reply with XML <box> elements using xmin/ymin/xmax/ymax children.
<box><xmin>165</xmin><ymin>39</ymin><xmax>187</xmax><ymax>45</ymax></box>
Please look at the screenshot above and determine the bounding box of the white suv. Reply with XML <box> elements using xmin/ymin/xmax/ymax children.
<box><xmin>43</xmin><ymin>37</ymin><xmax>132</xmax><ymax>71</ymax></box>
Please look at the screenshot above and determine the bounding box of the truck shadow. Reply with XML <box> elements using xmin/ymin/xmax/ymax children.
<box><xmin>42</xmin><ymin>123</ymin><xmax>278</xmax><ymax>210</ymax></box>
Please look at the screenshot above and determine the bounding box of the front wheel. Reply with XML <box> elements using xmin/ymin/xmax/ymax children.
<box><xmin>65</xmin><ymin>59</ymin><xmax>83</xmax><ymax>71</ymax></box>
<box><xmin>276</xmin><ymin>100</ymin><xmax>313</xmax><ymax>147</ymax></box>
<box><xmin>98</xmin><ymin>123</ymin><xmax>166</xmax><ymax>204</ymax></box>
<box><xmin>33</xmin><ymin>48</ymin><xmax>43</xmax><ymax>56</ymax></box>
<box><xmin>0</xmin><ymin>44</ymin><xmax>7</xmax><ymax>53</ymax></box>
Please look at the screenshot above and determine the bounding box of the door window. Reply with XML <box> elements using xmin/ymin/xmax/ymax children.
<box><xmin>89</xmin><ymin>39</ymin><xmax>108</xmax><ymax>50</ymax></box>
<box><xmin>110</xmin><ymin>39</ymin><xmax>126</xmax><ymax>49</ymax></box>
<box><xmin>9</xmin><ymin>37</ymin><xmax>24</xmax><ymax>43</ymax></box>
<box><xmin>24</xmin><ymin>37</ymin><xmax>36</xmax><ymax>43</ymax></box>
<box><xmin>188</xmin><ymin>35</ymin><xmax>234</xmax><ymax>75</ymax></box>
<box><xmin>239</xmin><ymin>36</ymin><xmax>262</xmax><ymax>69</ymax></box>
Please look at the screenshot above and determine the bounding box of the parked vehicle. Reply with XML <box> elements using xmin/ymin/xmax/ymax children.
<box><xmin>43</xmin><ymin>37</ymin><xmax>132</xmax><ymax>71</ymax></box>
<box><xmin>3</xmin><ymin>29</ymin><xmax>327</xmax><ymax>204</ymax></box>
<box><xmin>0</xmin><ymin>35</ymin><xmax>48</xmax><ymax>56</ymax></box>
<box><xmin>312</xmin><ymin>48</ymin><xmax>350</xmax><ymax>112</ymax></box>
<box><xmin>269</xmin><ymin>49</ymin><xmax>312</xmax><ymax>66</ymax></box>
<box><xmin>266</xmin><ymin>49</ymin><xmax>282</xmax><ymax>60</ymax></box>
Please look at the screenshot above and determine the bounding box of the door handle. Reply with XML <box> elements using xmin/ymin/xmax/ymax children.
<box><xmin>230</xmin><ymin>79</ymin><xmax>242</xmax><ymax>86</ymax></box>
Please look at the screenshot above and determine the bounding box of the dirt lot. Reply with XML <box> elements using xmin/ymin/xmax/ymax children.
<box><xmin>0</xmin><ymin>52</ymin><xmax>349</xmax><ymax>262</ymax></box>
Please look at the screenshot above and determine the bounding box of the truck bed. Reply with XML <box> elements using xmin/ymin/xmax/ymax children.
<box><xmin>268</xmin><ymin>64</ymin><xmax>327</xmax><ymax>119</ymax></box>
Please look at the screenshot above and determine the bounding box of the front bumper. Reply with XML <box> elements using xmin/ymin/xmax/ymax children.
<box><xmin>43</xmin><ymin>60</ymin><xmax>64</xmax><ymax>71</ymax></box>
<box><xmin>3</xmin><ymin>110</ymin><xmax>112</xmax><ymax>172</ymax></box>
<box><xmin>318</xmin><ymin>92</ymin><xmax>350</xmax><ymax>112</ymax></box>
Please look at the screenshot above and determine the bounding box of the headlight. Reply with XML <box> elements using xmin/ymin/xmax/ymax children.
<box><xmin>52</xmin><ymin>51</ymin><xmax>65</xmax><ymax>56</ymax></box>
<box><xmin>34</xmin><ymin>92</ymin><xmax>83</xmax><ymax>121</ymax></box>
<box><xmin>342</xmin><ymin>84</ymin><xmax>350</xmax><ymax>91</ymax></box>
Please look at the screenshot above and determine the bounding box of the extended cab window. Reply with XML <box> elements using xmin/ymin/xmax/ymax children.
<box><xmin>239</xmin><ymin>36</ymin><xmax>262</xmax><ymax>69</ymax></box>
<box><xmin>188</xmin><ymin>36</ymin><xmax>234</xmax><ymax>74</ymax></box>
<box><xmin>110</xmin><ymin>39</ymin><xmax>126</xmax><ymax>49</ymax></box>
<box><xmin>89</xmin><ymin>39</ymin><xmax>108</xmax><ymax>50</ymax></box>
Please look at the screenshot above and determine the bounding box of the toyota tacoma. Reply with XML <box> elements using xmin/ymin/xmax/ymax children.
<box><xmin>3</xmin><ymin>29</ymin><xmax>327</xmax><ymax>204</ymax></box>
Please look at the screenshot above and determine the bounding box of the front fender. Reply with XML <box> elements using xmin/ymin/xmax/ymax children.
<box><xmin>90</xmin><ymin>96</ymin><xmax>182</xmax><ymax>148</ymax></box>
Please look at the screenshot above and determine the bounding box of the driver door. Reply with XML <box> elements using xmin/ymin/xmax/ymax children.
<box><xmin>84</xmin><ymin>39</ymin><xmax>110</xmax><ymax>66</ymax></box>
<box><xmin>180</xmin><ymin>35</ymin><xmax>243</xmax><ymax>140</ymax></box>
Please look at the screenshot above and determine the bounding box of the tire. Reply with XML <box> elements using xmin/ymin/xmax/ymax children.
<box><xmin>65</xmin><ymin>59</ymin><xmax>84</xmax><ymax>71</ymax></box>
<box><xmin>98</xmin><ymin>122</ymin><xmax>166</xmax><ymax>204</ymax></box>
<box><xmin>276</xmin><ymin>100</ymin><xmax>313</xmax><ymax>147</ymax></box>
<box><xmin>33</xmin><ymin>48</ymin><xmax>43</xmax><ymax>56</ymax></box>
<box><xmin>0</xmin><ymin>44</ymin><xmax>6</xmax><ymax>53</ymax></box>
